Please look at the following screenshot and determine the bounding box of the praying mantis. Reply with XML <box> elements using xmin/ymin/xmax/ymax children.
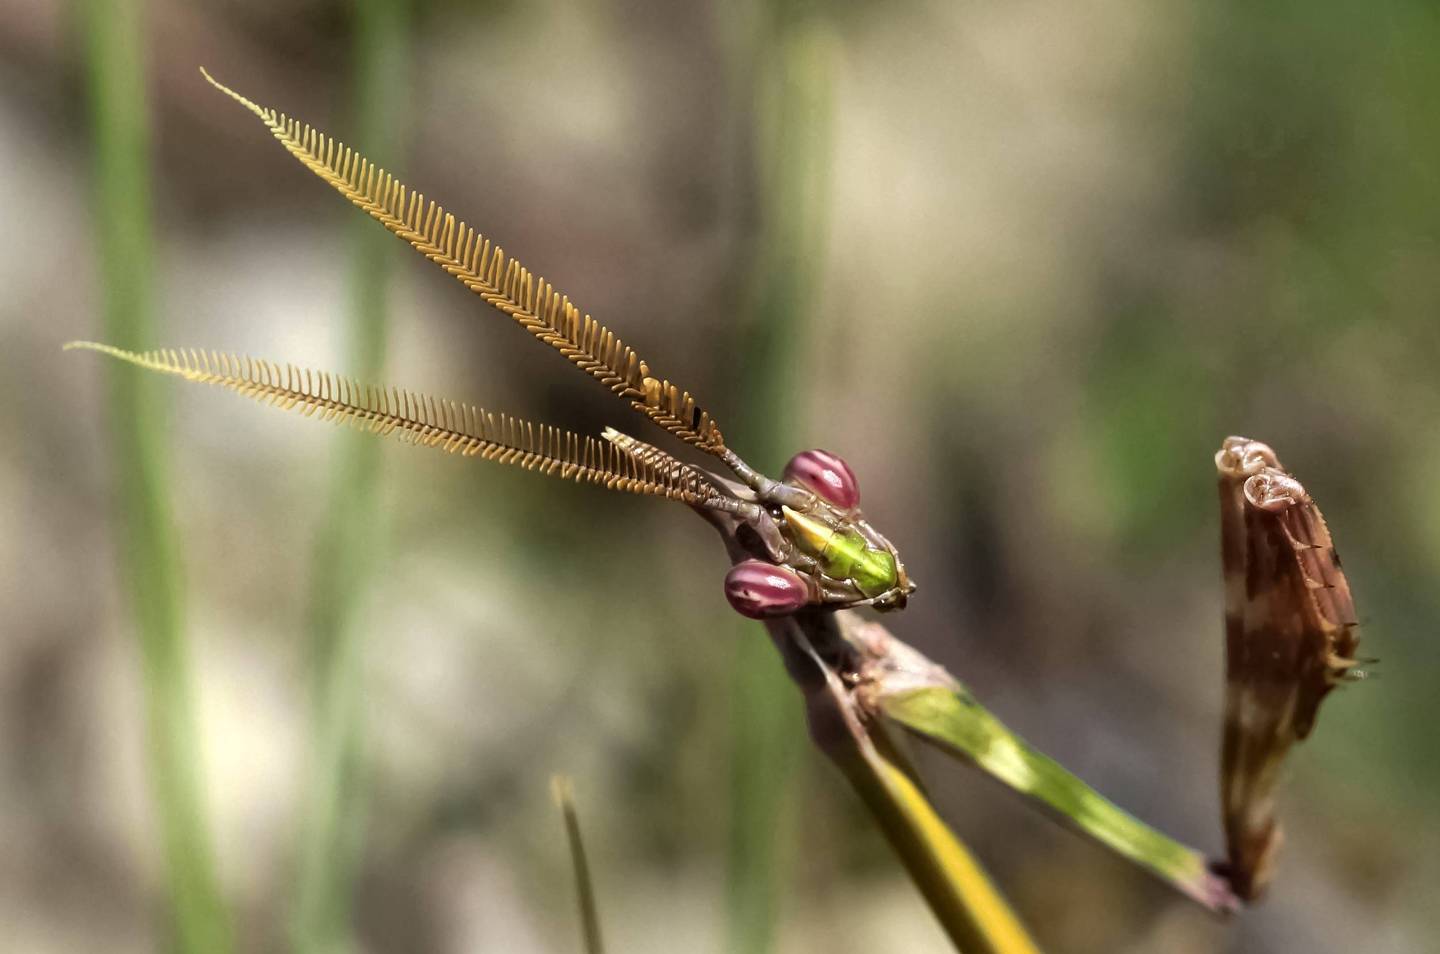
<box><xmin>70</xmin><ymin>70</ymin><xmax>1363</xmax><ymax>951</ymax></box>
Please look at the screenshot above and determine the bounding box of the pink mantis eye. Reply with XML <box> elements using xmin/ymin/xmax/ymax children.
<box><xmin>724</xmin><ymin>560</ymin><xmax>811</xmax><ymax>618</ymax></box>
<box><xmin>783</xmin><ymin>449</ymin><xmax>860</xmax><ymax>510</ymax></box>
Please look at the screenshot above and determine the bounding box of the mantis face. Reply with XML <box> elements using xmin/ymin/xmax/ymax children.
<box><xmin>597</xmin><ymin>431</ymin><xmax>915</xmax><ymax>618</ymax></box>
<box><xmin>720</xmin><ymin>449</ymin><xmax>913</xmax><ymax>618</ymax></box>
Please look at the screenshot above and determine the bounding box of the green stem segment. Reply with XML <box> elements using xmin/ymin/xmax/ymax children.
<box><xmin>724</xmin><ymin>15</ymin><xmax>837</xmax><ymax>954</ymax></box>
<box><xmin>878</xmin><ymin>685</ymin><xmax>1237</xmax><ymax>912</ymax></box>
<box><xmin>80</xmin><ymin>1</ymin><xmax>233</xmax><ymax>951</ymax></box>
<box><xmin>293</xmin><ymin>4</ymin><xmax>411</xmax><ymax>951</ymax></box>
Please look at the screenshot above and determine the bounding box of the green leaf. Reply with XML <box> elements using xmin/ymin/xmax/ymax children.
<box><xmin>878</xmin><ymin>686</ymin><xmax>1236</xmax><ymax>913</ymax></box>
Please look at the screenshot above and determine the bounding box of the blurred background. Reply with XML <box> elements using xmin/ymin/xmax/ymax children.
<box><xmin>4</xmin><ymin>0</ymin><xmax>1438</xmax><ymax>951</ymax></box>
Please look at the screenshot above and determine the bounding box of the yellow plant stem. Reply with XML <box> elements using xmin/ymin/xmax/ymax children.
<box><xmin>767</xmin><ymin>612</ymin><xmax>1042</xmax><ymax>954</ymax></box>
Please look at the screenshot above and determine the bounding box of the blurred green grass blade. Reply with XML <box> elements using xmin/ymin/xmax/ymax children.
<box><xmin>552</xmin><ymin>777</ymin><xmax>607</xmax><ymax>954</ymax></box>
<box><xmin>724</xmin><ymin>15</ymin><xmax>837</xmax><ymax>954</ymax></box>
<box><xmin>879</xmin><ymin>686</ymin><xmax>1237</xmax><ymax>912</ymax></box>
<box><xmin>293</xmin><ymin>3</ymin><xmax>411</xmax><ymax>951</ymax></box>
<box><xmin>726</xmin><ymin>642</ymin><xmax>802</xmax><ymax>954</ymax></box>
<box><xmin>79</xmin><ymin>0</ymin><xmax>233</xmax><ymax>951</ymax></box>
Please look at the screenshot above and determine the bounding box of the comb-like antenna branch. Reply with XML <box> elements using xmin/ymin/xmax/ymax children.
<box><xmin>65</xmin><ymin>341</ymin><xmax>719</xmax><ymax>505</ymax></box>
<box><xmin>197</xmin><ymin>67</ymin><xmax>727</xmax><ymax>455</ymax></box>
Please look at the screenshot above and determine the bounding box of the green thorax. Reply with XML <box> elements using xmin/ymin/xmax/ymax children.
<box><xmin>780</xmin><ymin>505</ymin><xmax>898</xmax><ymax>597</ymax></box>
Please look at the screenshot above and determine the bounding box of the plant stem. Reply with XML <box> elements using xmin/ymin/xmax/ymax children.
<box><xmin>293</xmin><ymin>4</ymin><xmax>410</xmax><ymax>951</ymax></box>
<box><xmin>725</xmin><ymin>12</ymin><xmax>836</xmax><ymax>954</ymax></box>
<box><xmin>768</xmin><ymin>612</ymin><xmax>1043</xmax><ymax>954</ymax></box>
<box><xmin>880</xmin><ymin>686</ymin><xmax>1236</xmax><ymax>912</ymax></box>
<box><xmin>552</xmin><ymin>777</ymin><xmax>607</xmax><ymax>954</ymax></box>
<box><xmin>80</xmin><ymin>1</ymin><xmax>233</xmax><ymax>950</ymax></box>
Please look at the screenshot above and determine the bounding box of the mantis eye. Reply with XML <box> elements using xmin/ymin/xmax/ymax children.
<box><xmin>783</xmin><ymin>449</ymin><xmax>860</xmax><ymax>510</ymax></box>
<box><xmin>724</xmin><ymin>560</ymin><xmax>810</xmax><ymax>618</ymax></box>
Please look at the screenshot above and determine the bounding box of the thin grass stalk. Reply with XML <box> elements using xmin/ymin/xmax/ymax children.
<box><xmin>724</xmin><ymin>12</ymin><xmax>836</xmax><ymax>954</ymax></box>
<box><xmin>79</xmin><ymin>1</ymin><xmax>232</xmax><ymax>950</ymax></box>
<box><xmin>552</xmin><ymin>777</ymin><xmax>607</xmax><ymax>954</ymax></box>
<box><xmin>293</xmin><ymin>4</ymin><xmax>411</xmax><ymax>950</ymax></box>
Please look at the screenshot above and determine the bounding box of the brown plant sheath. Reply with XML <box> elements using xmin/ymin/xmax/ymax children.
<box><xmin>1215</xmin><ymin>437</ymin><xmax>1362</xmax><ymax>900</ymax></box>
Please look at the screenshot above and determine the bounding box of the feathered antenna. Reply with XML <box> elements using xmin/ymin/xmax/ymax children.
<box><xmin>197</xmin><ymin>67</ymin><xmax>726</xmax><ymax>456</ymax></box>
<box><xmin>65</xmin><ymin>341</ymin><xmax>719</xmax><ymax>505</ymax></box>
